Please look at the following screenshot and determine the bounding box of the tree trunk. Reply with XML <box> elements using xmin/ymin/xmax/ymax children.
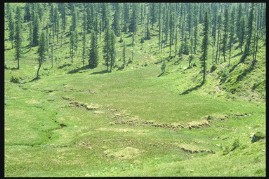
<box><xmin>17</xmin><ymin>57</ymin><xmax>19</xmax><ymax>69</ymax></box>
<box><xmin>36</xmin><ymin>63</ymin><xmax>41</xmax><ymax>79</ymax></box>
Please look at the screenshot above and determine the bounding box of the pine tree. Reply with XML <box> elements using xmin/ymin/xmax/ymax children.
<box><xmin>228</xmin><ymin>7</ymin><xmax>235</xmax><ymax>66</ymax></box>
<box><xmin>193</xmin><ymin>16</ymin><xmax>198</xmax><ymax>54</ymax></box>
<box><xmin>69</xmin><ymin>31</ymin><xmax>77</xmax><ymax>63</ymax></box>
<box><xmin>222</xmin><ymin>8</ymin><xmax>229</xmax><ymax>62</ymax></box>
<box><xmin>200</xmin><ymin>11</ymin><xmax>209</xmax><ymax>83</ymax></box>
<box><xmin>215</xmin><ymin>13</ymin><xmax>222</xmax><ymax>64</ymax></box>
<box><xmin>36</xmin><ymin>31</ymin><xmax>46</xmax><ymax>79</ymax></box>
<box><xmin>122</xmin><ymin>3</ymin><xmax>129</xmax><ymax>33</ymax></box>
<box><xmin>24</xmin><ymin>3</ymin><xmax>31</xmax><ymax>22</ymax></box>
<box><xmin>29</xmin><ymin>21</ymin><xmax>33</xmax><ymax>47</ymax></box>
<box><xmin>236</xmin><ymin>4</ymin><xmax>243</xmax><ymax>42</ymax></box>
<box><xmin>129</xmin><ymin>4</ymin><xmax>137</xmax><ymax>34</ymax></box>
<box><xmin>89</xmin><ymin>31</ymin><xmax>98</xmax><ymax>68</ymax></box>
<box><xmin>8</xmin><ymin>11</ymin><xmax>14</xmax><ymax>49</ymax></box>
<box><xmin>238</xmin><ymin>17</ymin><xmax>245</xmax><ymax>52</ymax></box>
<box><xmin>50</xmin><ymin>41</ymin><xmax>54</xmax><ymax>68</ymax></box>
<box><xmin>112</xmin><ymin>10</ymin><xmax>120</xmax><ymax>37</ymax></box>
<box><xmin>110</xmin><ymin>30</ymin><xmax>116</xmax><ymax>72</ymax></box>
<box><xmin>243</xmin><ymin>3</ymin><xmax>254</xmax><ymax>61</ymax></box>
<box><xmin>32</xmin><ymin>12</ymin><xmax>40</xmax><ymax>47</ymax></box>
<box><xmin>14</xmin><ymin>7</ymin><xmax>22</xmax><ymax>69</ymax></box>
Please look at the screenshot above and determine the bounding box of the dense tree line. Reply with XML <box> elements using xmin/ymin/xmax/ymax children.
<box><xmin>5</xmin><ymin>3</ymin><xmax>266</xmax><ymax>81</ymax></box>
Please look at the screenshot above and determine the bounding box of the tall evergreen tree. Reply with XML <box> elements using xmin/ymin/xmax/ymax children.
<box><xmin>24</xmin><ymin>3</ymin><xmax>31</xmax><ymax>22</ymax></box>
<box><xmin>14</xmin><ymin>7</ymin><xmax>22</xmax><ymax>69</ymax></box>
<box><xmin>112</xmin><ymin>9</ymin><xmax>121</xmax><ymax>37</ymax></box>
<box><xmin>32</xmin><ymin>12</ymin><xmax>40</xmax><ymax>47</ymax></box>
<box><xmin>89</xmin><ymin>31</ymin><xmax>98</xmax><ymax>68</ymax></box>
<box><xmin>8</xmin><ymin>11</ymin><xmax>14</xmax><ymax>49</ymax></box>
<box><xmin>200</xmin><ymin>11</ymin><xmax>209</xmax><ymax>83</ymax></box>
<box><xmin>243</xmin><ymin>3</ymin><xmax>254</xmax><ymax>61</ymax></box>
<box><xmin>36</xmin><ymin>31</ymin><xmax>46</xmax><ymax>79</ymax></box>
<box><xmin>122</xmin><ymin>3</ymin><xmax>129</xmax><ymax>33</ymax></box>
<box><xmin>222</xmin><ymin>8</ymin><xmax>229</xmax><ymax>62</ymax></box>
<box><xmin>228</xmin><ymin>7</ymin><xmax>235</xmax><ymax>66</ymax></box>
<box><xmin>129</xmin><ymin>4</ymin><xmax>138</xmax><ymax>33</ymax></box>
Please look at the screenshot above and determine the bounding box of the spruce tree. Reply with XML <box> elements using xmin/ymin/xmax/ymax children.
<box><xmin>228</xmin><ymin>7</ymin><xmax>235</xmax><ymax>66</ymax></box>
<box><xmin>36</xmin><ymin>31</ymin><xmax>46</xmax><ymax>79</ymax></box>
<box><xmin>24</xmin><ymin>3</ymin><xmax>31</xmax><ymax>22</ymax></box>
<box><xmin>110</xmin><ymin>30</ymin><xmax>116</xmax><ymax>72</ymax></box>
<box><xmin>222</xmin><ymin>8</ymin><xmax>229</xmax><ymax>62</ymax></box>
<box><xmin>243</xmin><ymin>3</ymin><xmax>254</xmax><ymax>60</ymax></box>
<box><xmin>103</xmin><ymin>28</ymin><xmax>110</xmax><ymax>72</ymax></box>
<box><xmin>200</xmin><ymin>11</ymin><xmax>209</xmax><ymax>83</ymax></box>
<box><xmin>129</xmin><ymin>4</ymin><xmax>137</xmax><ymax>34</ymax></box>
<box><xmin>14</xmin><ymin>7</ymin><xmax>22</xmax><ymax>69</ymax></box>
<box><xmin>8</xmin><ymin>11</ymin><xmax>14</xmax><ymax>49</ymax></box>
<box><xmin>89</xmin><ymin>31</ymin><xmax>98</xmax><ymax>68</ymax></box>
<box><xmin>32</xmin><ymin>12</ymin><xmax>40</xmax><ymax>47</ymax></box>
<box><xmin>112</xmin><ymin>10</ymin><xmax>120</xmax><ymax>37</ymax></box>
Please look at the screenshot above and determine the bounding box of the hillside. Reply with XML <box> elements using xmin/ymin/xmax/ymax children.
<box><xmin>4</xmin><ymin>3</ymin><xmax>266</xmax><ymax>177</ymax></box>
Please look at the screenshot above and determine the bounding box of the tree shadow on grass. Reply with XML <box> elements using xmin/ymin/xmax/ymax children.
<box><xmin>67</xmin><ymin>65</ymin><xmax>89</xmax><ymax>74</ymax></box>
<box><xmin>180</xmin><ymin>81</ymin><xmax>204</xmax><ymax>95</ymax></box>
<box><xmin>157</xmin><ymin>72</ymin><xmax>164</xmax><ymax>77</ymax></box>
<box><xmin>232</xmin><ymin>51</ymin><xmax>243</xmax><ymax>58</ymax></box>
<box><xmin>229</xmin><ymin>53</ymin><xmax>247</xmax><ymax>73</ymax></box>
<box><xmin>58</xmin><ymin>63</ymin><xmax>72</xmax><ymax>69</ymax></box>
<box><xmin>90</xmin><ymin>70</ymin><xmax>108</xmax><ymax>75</ymax></box>
<box><xmin>29</xmin><ymin>76</ymin><xmax>40</xmax><ymax>82</ymax></box>
<box><xmin>235</xmin><ymin>60</ymin><xmax>256</xmax><ymax>83</ymax></box>
<box><xmin>229</xmin><ymin>60</ymin><xmax>241</xmax><ymax>73</ymax></box>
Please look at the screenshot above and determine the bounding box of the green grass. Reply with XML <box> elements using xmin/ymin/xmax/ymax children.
<box><xmin>4</xmin><ymin>3</ymin><xmax>265</xmax><ymax>177</ymax></box>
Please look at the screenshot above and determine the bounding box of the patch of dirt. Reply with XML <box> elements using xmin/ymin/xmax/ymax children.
<box><xmin>94</xmin><ymin>110</ymin><xmax>104</xmax><ymax>114</ymax></box>
<box><xmin>187</xmin><ymin>119</ymin><xmax>210</xmax><ymax>129</ymax></box>
<box><xmin>64</xmin><ymin>97</ymin><xmax>101</xmax><ymax>113</ymax></box>
<box><xmin>86</xmin><ymin>104</ymin><xmax>99</xmax><ymax>110</ymax></box>
<box><xmin>96</xmin><ymin>127</ymin><xmax>148</xmax><ymax>134</ymax></box>
<box><xmin>174</xmin><ymin>143</ymin><xmax>215</xmax><ymax>154</ymax></box>
<box><xmin>113</xmin><ymin>117</ymin><xmax>210</xmax><ymax>130</ymax></box>
<box><xmin>104</xmin><ymin>147</ymin><xmax>143</xmax><ymax>160</ymax></box>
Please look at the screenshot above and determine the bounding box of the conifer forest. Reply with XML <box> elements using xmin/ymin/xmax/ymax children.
<box><xmin>4</xmin><ymin>3</ymin><xmax>266</xmax><ymax>177</ymax></box>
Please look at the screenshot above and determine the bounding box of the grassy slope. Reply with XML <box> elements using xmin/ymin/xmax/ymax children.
<box><xmin>4</xmin><ymin>4</ymin><xmax>265</xmax><ymax>177</ymax></box>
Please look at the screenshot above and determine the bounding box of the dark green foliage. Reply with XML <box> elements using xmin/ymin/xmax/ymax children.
<box><xmin>10</xmin><ymin>76</ymin><xmax>20</xmax><ymax>83</ymax></box>
<box><xmin>112</xmin><ymin>10</ymin><xmax>120</xmax><ymax>37</ymax></box>
<box><xmin>122</xmin><ymin>3</ymin><xmax>129</xmax><ymax>33</ymax></box>
<box><xmin>32</xmin><ymin>12</ymin><xmax>40</xmax><ymax>47</ymax></box>
<box><xmin>70</xmin><ymin>30</ymin><xmax>78</xmax><ymax>63</ymax></box>
<box><xmin>243</xmin><ymin>3</ymin><xmax>254</xmax><ymax>60</ymax></box>
<box><xmin>58</xmin><ymin>3</ymin><xmax>66</xmax><ymax>31</ymax></box>
<box><xmin>200</xmin><ymin>11</ymin><xmax>209</xmax><ymax>83</ymax></box>
<box><xmin>24</xmin><ymin>3</ymin><xmax>31</xmax><ymax>22</ymax></box>
<box><xmin>129</xmin><ymin>4</ymin><xmax>137</xmax><ymax>33</ymax></box>
<box><xmin>8</xmin><ymin>11</ymin><xmax>14</xmax><ymax>48</ymax></box>
<box><xmin>222</xmin><ymin>8</ymin><xmax>229</xmax><ymax>62</ymax></box>
<box><xmin>14</xmin><ymin>7</ymin><xmax>22</xmax><ymax>69</ymax></box>
<box><xmin>36</xmin><ymin>31</ymin><xmax>46</xmax><ymax>78</ymax></box>
<box><xmin>103</xmin><ymin>28</ymin><xmax>116</xmax><ymax>72</ymax></box>
<box><xmin>89</xmin><ymin>31</ymin><xmax>98</xmax><ymax>68</ymax></box>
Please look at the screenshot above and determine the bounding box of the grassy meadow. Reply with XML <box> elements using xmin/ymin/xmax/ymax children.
<box><xmin>4</xmin><ymin>3</ymin><xmax>266</xmax><ymax>177</ymax></box>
